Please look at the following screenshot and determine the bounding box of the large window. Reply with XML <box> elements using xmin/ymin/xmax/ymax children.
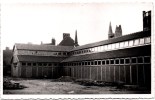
<box><xmin>134</xmin><ymin>39</ymin><xmax>139</xmax><ymax>46</ymax></box>
<box><xmin>129</xmin><ymin>40</ymin><xmax>134</xmax><ymax>46</ymax></box>
<box><xmin>115</xmin><ymin>59</ymin><xmax>120</xmax><ymax>64</ymax></box>
<box><xmin>115</xmin><ymin>43</ymin><xmax>119</xmax><ymax>49</ymax></box>
<box><xmin>144</xmin><ymin>56</ymin><xmax>151</xmax><ymax>63</ymax></box>
<box><xmin>112</xmin><ymin>43</ymin><xmax>115</xmax><ymax>49</ymax></box>
<box><xmin>120</xmin><ymin>42</ymin><xmax>124</xmax><ymax>48</ymax></box>
<box><xmin>108</xmin><ymin>44</ymin><xmax>112</xmax><ymax>50</ymax></box>
<box><xmin>131</xmin><ymin>58</ymin><xmax>137</xmax><ymax>63</ymax></box>
<box><xmin>139</xmin><ymin>38</ymin><xmax>144</xmax><ymax>45</ymax></box>
<box><xmin>124</xmin><ymin>41</ymin><xmax>129</xmax><ymax>47</ymax></box>
<box><xmin>102</xmin><ymin>60</ymin><xmax>105</xmax><ymax>65</ymax></box>
<box><xmin>22</xmin><ymin>62</ymin><xmax>26</xmax><ymax>66</ymax></box>
<box><xmin>137</xmin><ymin>57</ymin><xmax>143</xmax><ymax>63</ymax></box>
<box><xmin>125</xmin><ymin>58</ymin><xmax>130</xmax><ymax>64</ymax></box>
<box><xmin>27</xmin><ymin>63</ymin><xmax>31</xmax><ymax>66</ymax></box>
<box><xmin>145</xmin><ymin>37</ymin><xmax>151</xmax><ymax>44</ymax></box>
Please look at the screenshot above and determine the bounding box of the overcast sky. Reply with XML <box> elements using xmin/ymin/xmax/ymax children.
<box><xmin>1</xmin><ymin>1</ymin><xmax>153</xmax><ymax>50</ymax></box>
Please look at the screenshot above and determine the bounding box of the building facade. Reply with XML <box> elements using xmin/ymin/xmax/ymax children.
<box><xmin>11</xmin><ymin>11</ymin><xmax>151</xmax><ymax>88</ymax></box>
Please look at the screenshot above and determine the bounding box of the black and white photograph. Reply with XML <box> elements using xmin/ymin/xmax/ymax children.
<box><xmin>0</xmin><ymin>0</ymin><xmax>154</xmax><ymax>99</ymax></box>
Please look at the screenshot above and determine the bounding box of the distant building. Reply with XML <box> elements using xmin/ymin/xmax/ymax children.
<box><xmin>3</xmin><ymin>47</ymin><xmax>12</xmax><ymax>76</ymax></box>
<box><xmin>11</xmin><ymin>11</ymin><xmax>151</xmax><ymax>88</ymax></box>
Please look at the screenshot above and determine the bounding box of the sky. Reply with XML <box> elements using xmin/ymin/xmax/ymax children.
<box><xmin>1</xmin><ymin>1</ymin><xmax>153</xmax><ymax>50</ymax></box>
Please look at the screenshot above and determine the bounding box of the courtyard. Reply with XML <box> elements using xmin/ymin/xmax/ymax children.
<box><xmin>3</xmin><ymin>77</ymin><xmax>150</xmax><ymax>94</ymax></box>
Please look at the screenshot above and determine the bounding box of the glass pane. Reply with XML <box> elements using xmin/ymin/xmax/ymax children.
<box><xmin>120</xmin><ymin>42</ymin><xmax>124</xmax><ymax>48</ymax></box>
<box><xmin>145</xmin><ymin>37</ymin><xmax>151</xmax><ymax>44</ymax></box>
<box><xmin>115</xmin><ymin>59</ymin><xmax>119</xmax><ymax>64</ymax></box>
<box><xmin>124</xmin><ymin>41</ymin><xmax>129</xmax><ymax>47</ymax></box>
<box><xmin>115</xmin><ymin>43</ymin><xmax>119</xmax><ymax>48</ymax></box>
<box><xmin>102</xmin><ymin>60</ymin><xmax>105</xmax><ymax>65</ymax></box>
<box><xmin>129</xmin><ymin>40</ymin><xmax>134</xmax><ymax>46</ymax></box>
<box><xmin>139</xmin><ymin>38</ymin><xmax>144</xmax><ymax>45</ymax></box>
<box><xmin>108</xmin><ymin>44</ymin><xmax>112</xmax><ymax>50</ymax></box>
<box><xmin>104</xmin><ymin>45</ymin><xmax>108</xmax><ymax>50</ymax></box>
<box><xmin>134</xmin><ymin>39</ymin><xmax>139</xmax><ymax>46</ymax></box>
<box><xmin>112</xmin><ymin>43</ymin><xmax>115</xmax><ymax>49</ymax></box>
<box><xmin>144</xmin><ymin>56</ymin><xmax>150</xmax><ymax>63</ymax></box>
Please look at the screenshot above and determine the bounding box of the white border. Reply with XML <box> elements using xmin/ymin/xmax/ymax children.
<box><xmin>0</xmin><ymin>0</ymin><xmax>155</xmax><ymax>99</ymax></box>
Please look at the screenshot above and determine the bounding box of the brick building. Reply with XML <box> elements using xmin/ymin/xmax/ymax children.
<box><xmin>11</xmin><ymin>11</ymin><xmax>151</xmax><ymax>88</ymax></box>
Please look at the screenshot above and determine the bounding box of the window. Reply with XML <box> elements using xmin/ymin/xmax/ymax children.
<box><xmin>124</xmin><ymin>41</ymin><xmax>129</xmax><ymax>47</ymax></box>
<box><xmin>115</xmin><ymin>43</ymin><xmax>119</xmax><ymax>49</ymax></box>
<box><xmin>144</xmin><ymin>56</ymin><xmax>151</xmax><ymax>63</ymax></box>
<box><xmin>106</xmin><ymin>60</ymin><xmax>109</xmax><ymax>65</ymax></box>
<box><xmin>139</xmin><ymin>38</ymin><xmax>144</xmax><ymax>45</ymax></box>
<box><xmin>22</xmin><ymin>63</ymin><xmax>26</xmax><ymax>66</ymax></box>
<box><xmin>82</xmin><ymin>62</ymin><xmax>85</xmax><ymax>66</ymax></box>
<box><xmin>120</xmin><ymin>42</ymin><xmax>124</xmax><ymax>48</ymax></box>
<box><xmin>131</xmin><ymin>58</ymin><xmax>137</xmax><ymax>63</ymax></box>
<box><xmin>134</xmin><ymin>39</ymin><xmax>139</xmax><ymax>46</ymax></box>
<box><xmin>43</xmin><ymin>63</ymin><xmax>47</xmax><ymax>66</ymax></box>
<box><xmin>129</xmin><ymin>40</ymin><xmax>134</xmax><ymax>46</ymax></box>
<box><xmin>88</xmin><ymin>61</ymin><xmax>90</xmax><ymax>65</ymax></box>
<box><xmin>28</xmin><ymin>63</ymin><xmax>31</xmax><ymax>66</ymax></box>
<box><xmin>58</xmin><ymin>52</ymin><xmax>61</xmax><ymax>55</ymax></box>
<box><xmin>115</xmin><ymin>59</ymin><xmax>120</xmax><ymax>64</ymax></box>
<box><xmin>63</xmin><ymin>52</ymin><xmax>66</xmax><ymax>55</ymax></box>
<box><xmin>85</xmin><ymin>62</ymin><xmax>88</xmax><ymax>65</ymax></box>
<box><xmin>100</xmin><ymin>46</ymin><xmax>104</xmax><ymax>51</ymax></box>
<box><xmin>102</xmin><ymin>60</ymin><xmax>105</xmax><ymax>65</ymax></box>
<box><xmin>54</xmin><ymin>63</ymin><xmax>57</xmax><ymax>66</ymax></box>
<box><xmin>108</xmin><ymin>44</ymin><xmax>112</xmax><ymax>50</ymax></box>
<box><xmin>112</xmin><ymin>44</ymin><xmax>115</xmax><ymax>49</ymax></box>
<box><xmin>38</xmin><ymin>63</ymin><xmax>42</xmax><ymax>66</ymax></box>
<box><xmin>120</xmin><ymin>59</ymin><xmax>124</xmax><ymax>64</ymax></box>
<box><xmin>145</xmin><ymin>37</ymin><xmax>151</xmax><ymax>44</ymax></box>
<box><xmin>91</xmin><ymin>61</ymin><xmax>94</xmax><ymax>65</ymax></box>
<box><xmin>48</xmin><ymin>63</ymin><xmax>52</xmax><ymax>66</ymax></box>
<box><xmin>95</xmin><ymin>47</ymin><xmax>98</xmax><ymax>52</ymax></box>
<box><xmin>110</xmin><ymin>59</ymin><xmax>114</xmax><ymax>65</ymax></box>
<box><xmin>33</xmin><ymin>63</ymin><xmax>36</xmax><ymax>66</ymax></box>
<box><xmin>137</xmin><ymin>57</ymin><xmax>143</xmax><ymax>63</ymax></box>
<box><xmin>98</xmin><ymin>61</ymin><xmax>101</xmax><ymax>65</ymax></box>
<box><xmin>95</xmin><ymin>61</ymin><xmax>98</xmax><ymax>65</ymax></box>
<box><xmin>125</xmin><ymin>58</ymin><xmax>130</xmax><ymax>64</ymax></box>
<box><xmin>104</xmin><ymin>45</ymin><xmax>108</xmax><ymax>50</ymax></box>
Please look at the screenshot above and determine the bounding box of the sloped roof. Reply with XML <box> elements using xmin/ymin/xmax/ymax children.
<box><xmin>59</xmin><ymin>36</ymin><xmax>75</xmax><ymax>46</ymax></box>
<box><xmin>18</xmin><ymin>55</ymin><xmax>66</xmax><ymax>63</ymax></box>
<box><xmin>62</xmin><ymin>45</ymin><xmax>151</xmax><ymax>62</ymax></box>
<box><xmin>71</xmin><ymin>30</ymin><xmax>151</xmax><ymax>51</ymax></box>
<box><xmin>15</xmin><ymin>43</ymin><xmax>74</xmax><ymax>52</ymax></box>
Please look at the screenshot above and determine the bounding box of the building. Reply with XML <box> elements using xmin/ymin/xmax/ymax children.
<box><xmin>3</xmin><ymin>47</ymin><xmax>12</xmax><ymax>76</ymax></box>
<box><xmin>11</xmin><ymin>11</ymin><xmax>151</xmax><ymax>88</ymax></box>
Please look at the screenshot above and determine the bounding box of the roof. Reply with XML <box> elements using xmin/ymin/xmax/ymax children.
<box><xmin>18</xmin><ymin>55</ymin><xmax>66</xmax><ymax>63</ymax></box>
<box><xmin>62</xmin><ymin>45</ymin><xmax>151</xmax><ymax>62</ymax></box>
<box><xmin>59</xmin><ymin>36</ymin><xmax>75</xmax><ymax>46</ymax></box>
<box><xmin>15</xmin><ymin>43</ymin><xmax>74</xmax><ymax>52</ymax></box>
<box><xmin>71</xmin><ymin>30</ymin><xmax>151</xmax><ymax>51</ymax></box>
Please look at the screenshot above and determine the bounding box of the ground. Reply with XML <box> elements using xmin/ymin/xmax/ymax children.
<box><xmin>3</xmin><ymin>78</ymin><xmax>150</xmax><ymax>94</ymax></box>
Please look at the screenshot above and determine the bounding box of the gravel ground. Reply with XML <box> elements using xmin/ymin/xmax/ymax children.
<box><xmin>3</xmin><ymin>79</ymin><xmax>150</xmax><ymax>94</ymax></box>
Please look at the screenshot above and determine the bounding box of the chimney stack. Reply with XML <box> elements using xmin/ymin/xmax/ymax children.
<box><xmin>63</xmin><ymin>33</ymin><xmax>70</xmax><ymax>39</ymax></box>
<box><xmin>51</xmin><ymin>38</ymin><xmax>56</xmax><ymax>45</ymax></box>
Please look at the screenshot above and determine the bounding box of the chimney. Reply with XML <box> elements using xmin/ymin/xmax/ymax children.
<box><xmin>63</xmin><ymin>33</ymin><xmax>70</xmax><ymax>39</ymax></box>
<box><xmin>143</xmin><ymin>11</ymin><xmax>151</xmax><ymax>31</ymax></box>
<box><xmin>74</xmin><ymin>30</ymin><xmax>79</xmax><ymax>47</ymax></box>
<box><xmin>6</xmin><ymin>47</ymin><xmax>9</xmax><ymax>50</ymax></box>
<box><xmin>51</xmin><ymin>38</ymin><xmax>56</xmax><ymax>45</ymax></box>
